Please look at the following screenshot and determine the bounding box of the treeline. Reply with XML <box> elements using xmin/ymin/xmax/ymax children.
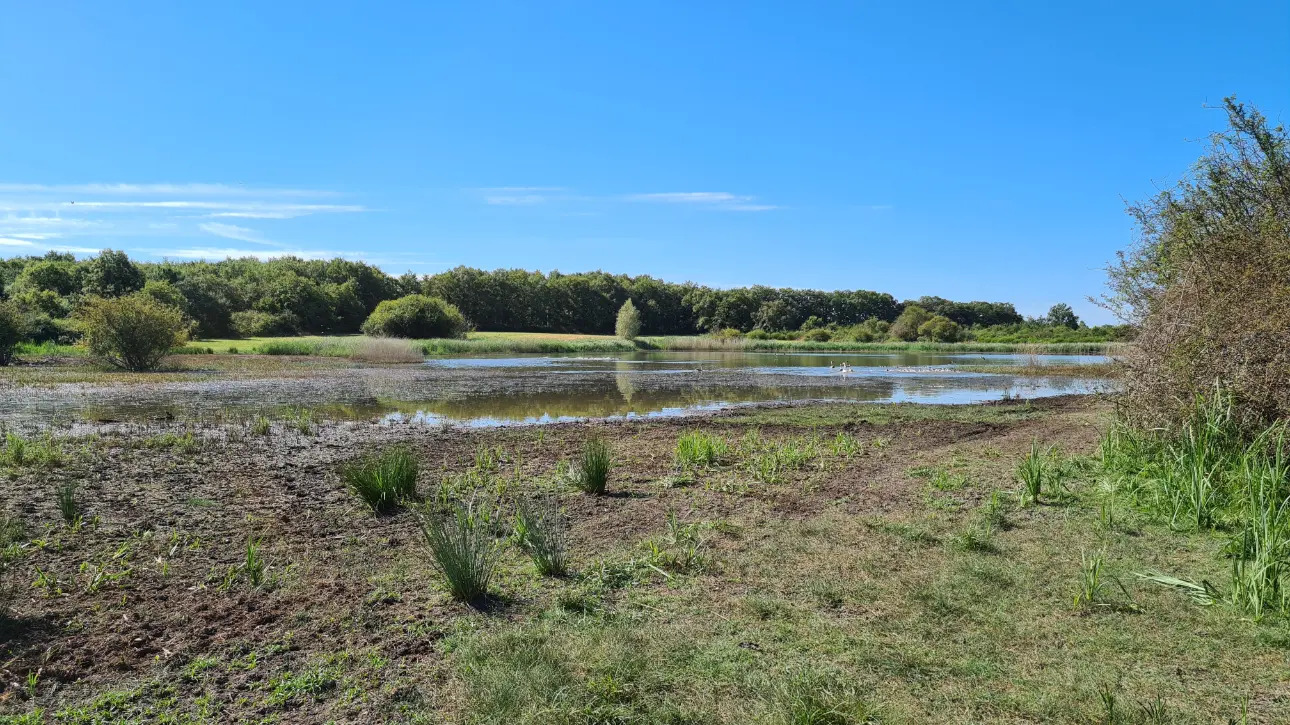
<box><xmin>0</xmin><ymin>251</ymin><xmax>1129</xmax><ymax>341</ymax></box>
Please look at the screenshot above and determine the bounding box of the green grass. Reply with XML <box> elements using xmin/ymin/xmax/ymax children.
<box><xmin>341</xmin><ymin>446</ymin><xmax>420</xmax><ymax>514</ymax></box>
<box><xmin>56</xmin><ymin>480</ymin><xmax>80</xmax><ymax>525</ymax></box>
<box><xmin>675</xmin><ymin>431</ymin><xmax>730</xmax><ymax>470</ymax></box>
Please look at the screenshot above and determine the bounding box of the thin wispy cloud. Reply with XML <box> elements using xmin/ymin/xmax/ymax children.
<box><xmin>472</xmin><ymin>187</ymin><xmax>779</xmax><ymax>211</ymax></box>
<box><xmin>476</xmin><ymin>187</ymin><xmax>570</xmax><ymax>205</ymax></box>
<box><xmin>199</xmin><ymin>222</ymin><xmax>275</xmax><ymax>245</ymax></box>
<box><xmin>624</xmin><ymin>192</ymin><xmax>778</xmax><ymax>211</ymax></box>
<box><xmin>0</xmin><ymin>183</ymin><xmax>337</xmax><ymax>198</ymax></box>
<box><xmin>0</xmin><ymin>182</ymin><xmax>369</xmax><ymax>258</ymax></box>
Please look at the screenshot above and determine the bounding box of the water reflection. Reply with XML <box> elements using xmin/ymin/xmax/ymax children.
<box><xmin>0</xmin><ymin>351</ymin><xmax>1111</xmax><ymax>429</ymax></box>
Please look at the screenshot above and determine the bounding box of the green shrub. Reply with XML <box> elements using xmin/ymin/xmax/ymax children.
<box><xmin>747</xmin><ymin>328</ymin><xmax>770</xmax><ymax>340</ymax></box>
<box><xmin>615</xmin><ymin>299</ymin><xmax>642</xmax><ymax>340</ymax></box>
<box><xmin>918</xmin><ymin>315</ymin><xmax>962</xmax><ymax>342</ymax></box>
<box><xmin>231</xmin><ymin>309</ymin><xmax>300</xmax><ymax>338</ymax></box>
<box><xmin>420</xmin><ymin>499</ymin><xmax>500</xmax><ymax>602</ymax></box>
<box><xmin>889</xmin><ymin>305</ymin><xmax>932</xmax><ymax>341</ymax></box>
<box><xmin>571</xmin><ymin>439</ymin><xmax>612</xmax><ymax>494</ymax></box>
<box><xmin>800</xmin><ymin>328</ymin><xmax>832</xmax><ymax>342</ymax></box>
<box><xmin>361</xmin><ymin>294</ymin><xmax>468</xmax><ymax>339</ymax></box>
<box><xmin>341</xmin><ymin>446</ymin><xmax>420</xmax><ymax>514</ymax></box>
<box><xmin>0</xmin><ymin>302</ymin><xmax>24</xmax><ymax>366</ymax></box>
<box><xmin>77</xmin><ymin>293</ymin><xmax>187</xmax><ymax>371</ymax></box>
<box><xmin>513</xmin><ymin>500</ymin><xmax>569</xmax><ymax>576</ymax></box>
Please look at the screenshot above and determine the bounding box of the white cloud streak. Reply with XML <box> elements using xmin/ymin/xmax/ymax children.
<box><xmin>198</xmin><ymin>222</ymin><xmax>275</xmax><ymax>245</ymax></box>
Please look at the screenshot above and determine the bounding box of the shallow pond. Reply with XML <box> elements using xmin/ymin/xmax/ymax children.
<box><xmin>0</xmin><ymin>351</ymin><xmax>1112</xmax><ymax>429</ymax></box>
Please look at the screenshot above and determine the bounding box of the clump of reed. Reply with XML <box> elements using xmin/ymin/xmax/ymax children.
<box><xmin>349</xmin><ymin>336</ymin><xmax>425</xmax><ymax>363</ymax></box>
<box><xmin>569</xmin><ymin>438</ymin><xmax>612</xmax><ymax>494</ymax></box>
<box><xmin>420</xmin><ymin>498</ymin><xmax>501</xmax><ymax>602</ymax></box>
<box><xmin>341</xmin><ymin>446</ymin><xmax>420</xmax><ymax>514</ymax></box>
<box><xmin>512</xmin><ymin>500</ymin><xmax>569</xmax><ymax>576</ymax></box>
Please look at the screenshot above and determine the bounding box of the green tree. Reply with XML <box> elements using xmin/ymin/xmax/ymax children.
<box><xmin>82</xmin><ymin>249</ymin><xmax>145</xmax><ymax>297</ymax></box>
<box><xmin>889</xmin><ymin>305</ymin><xmax>932</xmax><ymax>341</ymax></box>
<box><xmin>615</xmin><ymin>299</ymin><xmax>642</xmax><ymax>339</ymax></box>
<box><xmin>1046</xmin><ymin>303</ymin><xmax>1079</xmax><ymax>329</ymax></box>
<box><xmin>77</xmin><ymin>294</ymin><xmax>188</xmax><ymax>371</ymax></box>
<box><xmin>0</xmin><ymin>302</ymin><xmax>25</xmax><ymax>366</ymax></box>
<box><xmin>361</xmin><ymin>294</ymin><xmax>468</xmax><ymax>339</ymax></box>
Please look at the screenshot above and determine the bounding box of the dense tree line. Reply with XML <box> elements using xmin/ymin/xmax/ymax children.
<box><xmin>0</xmin><ymin>251</ymin><xmax>1107</xmax><ymax>342</ymax></box>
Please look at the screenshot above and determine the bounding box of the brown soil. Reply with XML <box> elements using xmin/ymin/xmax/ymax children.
<box><xmin>0</xmin><ymin>394</ymin><xmax>1107</xmax><ymax>720</ymax></box>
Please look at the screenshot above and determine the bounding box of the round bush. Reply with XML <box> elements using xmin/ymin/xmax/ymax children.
<box><xmin>77</xmin><ymin>294</ymin><xmax>188</xmax><ymax>372</ymax></box>
<box><xmin>361</xmin><ymin>295</ymin><xmax>468</xmax><ymax>339</ymax></box>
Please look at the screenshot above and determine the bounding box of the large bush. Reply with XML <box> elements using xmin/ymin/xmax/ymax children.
<box><xmin>917</xmin><ymin>315</ymin><xmax>962</xmax><ymax>342</ymax></box>
<box><xmin>0</xmin><ymin>302</ymin><xmax>24</xmax><ymax>366</ymax></box>
<box><xmin>77</xmin><ymin>294</ymin><xmax>188</xmax><ymax>371</ymax></box>
<box><xmin>361</xmin><ymin>294</ymin><xmax>468</xmax><ymax>339</ymax></box>
<box><xmin>1105</xmin><ymin>98</ymin><xmax>1290</xmax><ymax>431</ymax></box>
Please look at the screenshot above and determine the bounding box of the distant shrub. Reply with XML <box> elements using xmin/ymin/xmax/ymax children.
<box><xmin>918</xmin><ymin>315</ymin><xmax>962</xmax><ymax>342</ymax></box>
<box><xmin>747</xmin><ymin>328</ymin><xmax>770</xmax><ymax>340</ymax></box>
<box><xmin>362</xmin><ymin>294</ymin><xmax>468</xmax><ymax>339</ymax></box>
<box><xmin>231</xmin><ymin>309</ymin><xmax>300</xmax><ymax>338</ymax></box>
<box><xmin>713</xmin><ymin>328</ymin><xmax>744</xmax><ymax>340</ymax></box>
<box><xmin>801</xmin><ymin>328</ymin><xmax>832</xmax><ymax>342</ymax></box>
<box><xmin>77</xmin><ymin>294</ymin><xmax>187</xmax><ymax>372</ymax></box>
<box><xmin>615</xmin><ymin>299</ymin><xmax>642</xmax><ymax>340</ymax></box>
<box><xmin>342</xmin><ymin>446</ymin><xmax>420</xmax><ymax>514</ymax></box>
<box><xmin>889</xmin><ymin>305</ymin><xmax>932</xmax><ymax>341</ymax></box>
<box><xmin>0</xmin><ymin>302</ymin><xmax>25</xmax><ymax>366</ymax></box>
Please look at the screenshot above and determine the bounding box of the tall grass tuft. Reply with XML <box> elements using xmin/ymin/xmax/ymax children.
<box><xmin>570</xmin><ymin>438</ymin><xmax>612</xmax><ymax>494</ymax></box>
<box><xmin>341</xmin><ymin>446</ymin><xmax>420</xmax><ymax>514</ymax></box>
<box><xmin>675</xmin><ymin>431</ymin><xmax>729</xmax><ymax>470</ymax></box>
<box><xmin>767</xmin><ymin>667</ymin><xmax>876</xmax><ymax>725</ymax></box>
<box><xmin>512</xmin><ymin>500</ymin><xmax>569</xmax><ymax>576</ymax></box>
<box><xmin>1116</xmin><ymin>393</ymin><xmax>1290</xmax><ymax>619</ymax></box>
<box><xmin>420</xmin><ymin>499</ymin><xmax>500</xmax><ymax>602</ymax></box>
<box><xmin>57</xmin><ymin>481</ymin><xmax>80</xmax><ymax>525</ymax></box>
<box><xmin>1017</xmin><ymin>441</ymin><xmax>1048</xmax><ymax>506</ymax></box>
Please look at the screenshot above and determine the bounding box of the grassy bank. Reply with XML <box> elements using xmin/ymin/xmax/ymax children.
<box><xmin>0</xmin><ymin>396</ymin><xmax>1283</xmax><ymax>722</ymax></box>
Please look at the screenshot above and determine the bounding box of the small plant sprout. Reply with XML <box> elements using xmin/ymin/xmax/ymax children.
<box><xmin>244</xmin><ymin>536</ymin><xmax>267</xmax><ymax>588</ymax></box>
<box><xmin>250</xmin><ymin>415</ymin><xmax>271</xmax><ymax>436</ymax></box>
<box><xmin>1074</xmin><ymin>550</ymin><xmax>1136</xmax><ymax>612</ymax></box>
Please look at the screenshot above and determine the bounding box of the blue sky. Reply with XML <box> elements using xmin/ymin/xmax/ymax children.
<box><xmin>1</xmin><ymin>2</ymin><xmax>1287</xmax><ymax>323</ymax></box>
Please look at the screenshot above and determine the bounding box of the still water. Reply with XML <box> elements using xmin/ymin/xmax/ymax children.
<box><xmin>1</xmin><ymin>351</ymin><xmax>1110</xmax><ymax>428</ymax></box>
